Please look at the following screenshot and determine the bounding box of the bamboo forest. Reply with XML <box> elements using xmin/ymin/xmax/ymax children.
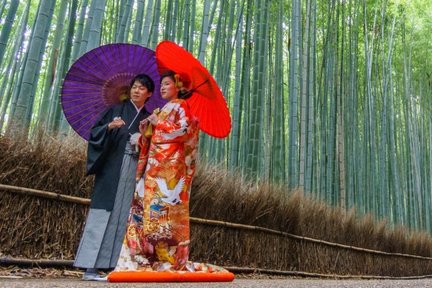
<box><xmin>1</xmin><ymin>0</ymin><xmax>432</xmax><ymax>234</ymax></box>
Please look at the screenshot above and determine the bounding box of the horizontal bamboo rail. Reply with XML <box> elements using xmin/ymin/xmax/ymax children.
<box><xmin>0</xmin><ymin>184</ymin><xmax>90</xmax><ymax>205</ymax></box>
<box><xmin>0</xmin><ymin>257</ymin><xmax>73</xmax><ymax>267</ymax></box>
<box><xmin>190</xmin><ymin>217</ymin><xmax>432</xmax><ymax>260</ymax></box>
<box><xmin>2</xmin><ymin>183</ymin><xmax>432</xmax><ymax>261</ymax></box>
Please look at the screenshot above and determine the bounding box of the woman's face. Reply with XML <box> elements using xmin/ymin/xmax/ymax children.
<box><xmin>130</xmin><ymin>80</ymin><xmax>152</xmax><ymax>108</ymax></box>
<box><xmin>160</xmin><ymin>76</ymin><xmax>179</xmax><ymax>101</ymax></box>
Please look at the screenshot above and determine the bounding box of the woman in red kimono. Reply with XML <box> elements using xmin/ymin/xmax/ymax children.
<box><xmin>115</xmin><ymin>71</ymin><xmax>225</xmax><ymax>273</ymax></box>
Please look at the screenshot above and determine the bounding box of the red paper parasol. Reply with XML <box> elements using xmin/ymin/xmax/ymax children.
<box><xmin>61</xmin><ymin>43</ymin><xmax>166</xmax><ymax>140</ymax></box>
<box><xmin>155</xmin><ymin>40</ymin><xmax>231</xmax><ymax>138</ymax></box>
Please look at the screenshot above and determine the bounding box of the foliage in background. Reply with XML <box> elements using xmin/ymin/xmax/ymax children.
<box><xmin>0</xmin><ymin>0</ymin><xmax>432</xmax><ymax>232</ymax></box>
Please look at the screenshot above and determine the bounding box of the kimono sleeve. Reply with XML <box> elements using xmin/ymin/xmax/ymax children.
<box><xmin>135</xmin><ymin>135</ymin><xmax>150</xmax><ymax>180</ymax></box>
<box><xmin>184</xmin><ymin>117</ymin><xmax>200</xmax><ymax>186</ymax></box>
<box><xmin>154</xmin><ymin>101</ymin><xmax>191</xmax><ymax>143</ymax></box>
<box><xmin>86</xmin><ymin>107</ymin><xmax>115</xmax><ymax>175</ymax></box>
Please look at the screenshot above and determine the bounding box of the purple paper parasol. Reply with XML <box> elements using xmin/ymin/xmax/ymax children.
<box><xmin>61</xmin><ymin>43</ymin><xmax>166</xmax><ymax>140</ymax></box>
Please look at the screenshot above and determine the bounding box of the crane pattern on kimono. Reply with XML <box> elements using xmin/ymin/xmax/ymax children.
<box><xmin>155</xmin><ymin>177</ymin><xmax>185</xmax><ymax>205</ymax></box>
<box><xmin>162</xmin><ymin>126</ymin><xmax>188</xmax><ymax>140</ymax></box>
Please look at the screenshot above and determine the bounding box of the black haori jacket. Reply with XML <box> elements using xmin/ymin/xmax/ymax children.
<box><xmin>86</xmin><ymin>100</ymin><xmax>150</xmax><ymax>210</ymax></box>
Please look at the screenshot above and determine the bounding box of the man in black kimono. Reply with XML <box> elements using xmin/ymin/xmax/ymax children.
<box><xmin>74</xmin><ymin>74</ymin><xmax>154</xmax><ymax>280</ymax></box>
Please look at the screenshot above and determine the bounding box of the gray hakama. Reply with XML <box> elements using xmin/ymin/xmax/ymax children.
<box><xmin>74</xmin><ymin>142</ymin><xmax>137</xmax><ymax>269</ymax></box>
<box><xmin>74</xmin><ymin>100</ymin><xmax>149</xmax><ymax>269</ymax></box>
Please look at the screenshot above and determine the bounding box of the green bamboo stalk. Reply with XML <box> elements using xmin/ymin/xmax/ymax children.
<box><xmin>51</xmin><ymin>0</ymin><xmax>79</xmax><ymax>134</ymax></box>
<box><xmin>239</xmin><ymin>0</ymin><xmax>252</xmax><ymax>174</ymax></box>
<box><xmin>172</xmin><ymin>0</ymin><xmax>180</xmax><ymax>42</ymax></box>
<box><xmin>214</xmin><ymin>0</ymin><xmax>241</xmax><ymax>165</ymax></box>
<box><xmin>336</xmin><ymin>0</ymin><xmax>346</xmax><ymax>209</ymax></box>
<box><xmin>271</xmin><ymin>0</ymin><xmax>285</xmax><ymax>183</ymax></box>
<box><xmin>149</xmin><ymin>0</ymin><xmax>161</xmax><ymax>49</ymax></box>
<box><xmin>345</xmin><ymin>0</ymin><xmax>357</xmax><ymax>210</ymax></box>
<box><xmin>198</xmin><ymin>0</ymin><xmax>211</xmax><ymax>62</ymax></box>
<box><xmin>426</xmin><ymin>113</ymin><xmax>432</xmax><ymax>233</ymax></box>
<box><xmin>132</xmin><ymin>0</ymin><xmax>145</xmax><ymax>44</ymax></box>
<box><xmin>299</xmin><ymin>0</ymin><xmax>311</xmax><ymax>190</ymax></box>
<box><xmin>8</xmin><ymin>0</ymin><xmax>56</xmax><ymax>137</ymax></box>
<box><xmin>418</xmin><ymin>85</ymin><xmax>429</xmax><ymax>231</ymax></box>
<box><xmin>246</xmin><ymin>0</ymin><xmax>266</xmax><ymax>177</ymax></box>
<box><xmin>78</xmin><ymin>0</ymin><xmax>97</xmax><ymax>56</ymax></box>
<box><xmin>208</xmin><ymin>1</ymin><xmax>232</xmax><ymax>164</ymax></box>
<box><xmin>326</xmin><ymin>35</ymin><xmax>336</xmax><ymax>205</ymax></box>
<box><xmin>103</xmin><ymin>0</ymin><xmax>116</xmax><ymax>42</ymax></box>
<box><xmin>0</xmin><ymin>0</ymin><xmax>18</xmax><ymax>68</ymax></box>
<box><xmin>363</xmin><ymin>1</ymin><xmax>379</xmax><ymax>214</ymax></box>
<box><xmin>401</xmin><ymin>21</ymin><xmax>418</xmax><ymax>229</ymax></box>
<box><xmin>142</xmin><ymin>0</ymin><xmax>154</xmax><ymax>46</ymax></box>
<box><xmin>38</xmin><ymin>0</ymin><xmax>69</xmax><ymax>128</ymax></box>
<box><xmin>208</xmin><ymin>0</ymin><xmax>224</xmax><ymax>75</ymax></box>
<box><xmin>163</xmin><ymin>0</ymin><xmax>174</xmax><ymax>40</ymax></box>
<box><xmin>112</xmin><ymin>0</ymin><xmax>123</xmax><ymax>40</ymax></box>
<box><xmin>188</xmin><ymin>0</ymin><xmax>196</xmax><ymax>52</ymax></box>
<box><xmin>116</xmin><ymin>0</ymin><xmax>133</xmax><ymax>42</ymax></box>
<box><xmin>0</xmin><ymin>4</ymin><xmax>28</xmax><ymax>132</ymax></box>
<box><xmin>0</xmin><ymin>0</ymin><xmax>6</xmax><ymax>20</ymax></box>
<box><xmin>202</xmin><ymin>1</ymin><xmax>225</xmax><ymax>162</ymax></box>
<box><xmin>70</xmin><ymin>0</ymin><xmax>89</xmax><ymax>62</ymax></box>
<box><xmin>378</xmin><ymin>4</ymin><xmax>395</xmax><ymax>221</ymax></box>
<box><xmin>220</xmin><ymin>0</ymin><xmax>239</xmax><ymax>94</ymax></box>
<box><xmin>86</xmin><ymin>0</ymin><xmax>106</xmax><ymax>51</ymax></box>
<box><xmin>5</xmin><ymin>49</ymin><xmax>28</xmax><ymax>136</ymax></box>
<box><xmin>388</xmin><ymin>59</ymin><xmax>403</xmax><ymax>225</ymax></box>
<box><xmin>288</xmin><ymin>0</ymin><xmax>301</xmax><ymax>188</ymax></box>
<box><xmin>125</xmin><ymin>4</ymin><xmax>133</xmax><ymax>41</ymax></box>
<box><xmin>182</xmin><ymin>0</ymin><xmax>190</xmax><ymax>50</ymax></box>
<box><xmin>260</xmin><ymin>0</ymin><xmax>270</xmax><ymax>178</ymax></box>
<box><xmin>229</xmin><ymin>2</ymin><xmax>244</xmax><ymax>168</ymax></box>
<box><xmin>0</xmin><ymin>2</ymin><xmax>27</xmax><ymax>109</ymax></box>
<box><xmin>306</xmin><ymin>0</ymin><xmax>317</xmax><ymax>193</ymax></box>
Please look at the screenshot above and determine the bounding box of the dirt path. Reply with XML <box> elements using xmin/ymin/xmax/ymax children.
<box><xmin>1</xmin><ymin>277</ymin><xmax>432</xmax><ymax>287</ymax></box>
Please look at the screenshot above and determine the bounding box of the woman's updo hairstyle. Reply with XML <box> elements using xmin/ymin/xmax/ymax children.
<box><xmin>160</xmin><ymin>70</ymin><xmax>192</xmax><ymax>100</ymax></box>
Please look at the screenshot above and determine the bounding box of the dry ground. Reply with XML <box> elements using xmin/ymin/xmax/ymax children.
<box><xmin>2</xmin><ymin>277</ymin><xmax>432</xmax><ymax>288</ymax></box>
<box><xmin>1</xmin><ymin>267</ymin><xmax>432</xmax><ymax>287</ymax></box>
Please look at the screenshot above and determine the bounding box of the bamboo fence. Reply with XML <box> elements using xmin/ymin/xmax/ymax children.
<box><xmin>2</xmin><ymin>183</ymin><xmax>432</xmax><ymax>277</ymax></box>
<box><xmin>1</xmin><ymin>135</ymin><xmax>432</xmax><ymax>277</ymax></box>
